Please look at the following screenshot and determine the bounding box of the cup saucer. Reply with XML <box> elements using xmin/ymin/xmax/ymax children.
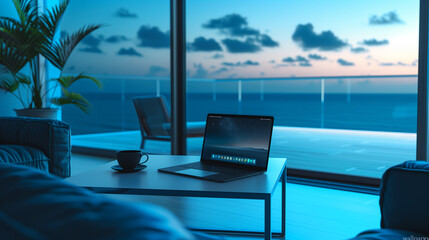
<box><xmin>111</xmin><ymin>164</ymin><xmax>147</xmax><ymax>173</ymax></box>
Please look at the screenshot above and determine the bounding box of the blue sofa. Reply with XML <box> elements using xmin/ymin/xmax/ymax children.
<box><xmin>0</xmin><ymin>117</ymin><xmax>71</xmax><ymax>178</ymax></box>
<box><xmin>0</xmin><ymin>163</ymin><xmax>221</xmax><ymax>240</ymax></box>
<box><xmin>351</xmin><ymin>161</ymin><xmax>429</xmax><ymax>239</ymax></box>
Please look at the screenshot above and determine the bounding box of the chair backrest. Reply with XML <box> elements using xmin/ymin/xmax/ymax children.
<box><xmin>379</xmin><ymin>160</ymin><xmax>429</xmax><ymax>235</ymax></box>
<box><xmin>133</xmin><ymin>96</ymin><xmax>171</xmax><ymax>137</ymax></box>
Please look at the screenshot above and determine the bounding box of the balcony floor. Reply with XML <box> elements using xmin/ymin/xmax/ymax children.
<box><xmin>72</xmin><ymin>126</ymin><xmax>415</xmax><ymax>179</ymax></box>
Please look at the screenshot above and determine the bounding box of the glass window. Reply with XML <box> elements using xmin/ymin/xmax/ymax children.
<box><xmin>186</xmin><ymin>0</ymin><xmax>419</xmax><ymax>179</ymax></box>
<box><xmin>61</xmin><ymin>0</ymin><xmax>170</xmax><ymax>135</ymax></box>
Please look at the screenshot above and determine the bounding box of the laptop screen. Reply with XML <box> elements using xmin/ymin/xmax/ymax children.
<box><xmin>201</xmin><ymin>114</ymin><xmax>274</xmax><ymax>170</ymax></box>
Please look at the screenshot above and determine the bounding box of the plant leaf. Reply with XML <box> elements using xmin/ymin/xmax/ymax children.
<box><xmin>41</xmin><ymin>24</ymin><xmax>102</xmax><ymax>70</ymax></box>
<box><xmin>0</xmin><ymin>16</ymin><xmax>44</xmax><ymax>74</ymax></box>
<box><xmin>11</xmin><ymin>0</ymin><xmax>38</xmax><ymax>27</ymax></box>
<box><xmin>39</xmin><ymin>0</ymin><xmax>69</xmax><ymax>43</ymax></box>
<box><xmin>0</xmin><ymin>74</ymin><xmax>21</xmax><ymax>93</ymax></box>
<box><xmin>51</xmin><ymin>87</ymin><xmax>91</xmax><ymax>114</ymax></box>
<box><xmin>53</xmin><ymin>73</ymin><xmax>102</xmax><ymax>89</ymax></box>
<box><xmin>15</xmin><ymin>73</ymin><xmax>31</xmax><ymax>85</ymax></box>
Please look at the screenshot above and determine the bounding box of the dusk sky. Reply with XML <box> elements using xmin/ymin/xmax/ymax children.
<box><xmin>54</xmin><ymin>0</ymin><xmax>419</xmax><ymax>79</ymax></box>
<box><xmin>0</xmin><ymin>0</ymin><xmax>420</xmax><ymax>95</ymax></box>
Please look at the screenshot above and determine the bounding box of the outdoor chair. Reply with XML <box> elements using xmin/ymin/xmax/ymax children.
<box><xmin>133</xmin><ymin>96</ymin><xmax>206</xmax><ymax>149</ymax></box>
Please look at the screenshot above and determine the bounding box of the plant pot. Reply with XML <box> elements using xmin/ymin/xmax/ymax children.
<box><xmin>14</xmin><ymin>108</ymin><xmax>59</xmax><ymax>119</ymax></box>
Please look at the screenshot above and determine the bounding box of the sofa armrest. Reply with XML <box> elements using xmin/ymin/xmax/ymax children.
<box><xmin>0</xmin><ymin>117</ymin><xmax>71</xmax><ymax>177</ymax></box>
<box><xmin>379</xmin><ymin>161</ymin><xmax>429</xmax><ymax>235</ymax></box>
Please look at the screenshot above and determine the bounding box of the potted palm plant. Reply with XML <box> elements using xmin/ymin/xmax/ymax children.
<box><xmin>0</xmin><ymin>0</ymin><xmax>102</xmax><ymax>119</ymax></box>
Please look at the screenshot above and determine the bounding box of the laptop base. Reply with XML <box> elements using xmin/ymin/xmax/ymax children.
<box><xmin>158</xmin><ymin>162</ymin><xmax>264</xmax><ymax>183</ymax></box>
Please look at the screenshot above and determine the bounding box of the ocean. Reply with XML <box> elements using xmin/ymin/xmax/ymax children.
<box><xmin>62</xmin><ymin>93</ymin><xmax>417</xmax><ymax>135</ymax></box>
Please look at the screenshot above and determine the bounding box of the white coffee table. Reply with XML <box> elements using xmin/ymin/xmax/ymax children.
<box><xmin>66</xmin><ymin>155</ymin><xmax>287</xmax><ymax>240</ymax></box>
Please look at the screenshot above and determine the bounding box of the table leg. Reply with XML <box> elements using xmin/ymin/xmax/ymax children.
<box><xmin>265</xmin><ymin>195</ymin><xmax>272</xmax><ymax>240</ymax></box>
<box><xmin>281</xmin><ymin>168</ymin><xmax>286</xmax><ymax>236</ymax></box>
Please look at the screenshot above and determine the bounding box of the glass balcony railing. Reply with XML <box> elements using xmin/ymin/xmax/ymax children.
<box><xmin>66</xmin><ymin>75</ymin><xmax>417</xmax><ymax>179</ymax></box>
<box><xmin>64</xmin><ymin>74</ymin><xmax>417</xmax><ymax>134</ymax></box>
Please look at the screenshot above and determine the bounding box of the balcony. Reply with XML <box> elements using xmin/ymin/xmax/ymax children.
<box><xmin>67</xmin><ymin>75</ymin><xmax>417</xmax><ymax>179</ymax></box>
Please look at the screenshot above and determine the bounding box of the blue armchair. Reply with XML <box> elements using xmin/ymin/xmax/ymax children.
<box><xmin>0</xmin><ymin>117</ymin><xmax>71</xmax><ymax>178</ymax></box>
<box><xmin>351</xmin><ymin>161</ymin><xmax>429</xmax><ymax>239</ymax></box>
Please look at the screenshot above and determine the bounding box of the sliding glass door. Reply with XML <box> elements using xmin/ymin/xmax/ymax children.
<box><xmin>186</xmin><ymin>0</ymin><xmax>419</xmax><ymax>180</ymax></box>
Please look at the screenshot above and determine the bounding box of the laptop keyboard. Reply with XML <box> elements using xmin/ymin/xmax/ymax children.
<box><xmin>184</xmin><ymin>162</ymin><xmax>254</xmax><ymax>175</ymax></box>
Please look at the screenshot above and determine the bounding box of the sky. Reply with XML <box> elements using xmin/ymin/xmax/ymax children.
<box><xmin>0</xmin><ymin>0</ymin><xmax>420</xmax><ymax>93</ymax></box>
<box><xmin>55</xmin><ymin>0</ymin><xmax>419</xmax><ymax>79</ymax></box>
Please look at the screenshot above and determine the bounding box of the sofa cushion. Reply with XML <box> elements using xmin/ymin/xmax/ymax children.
<box><xmin>351</xmin><ymin>229</ymin><xmax>427</xmax><ymax>239</ymax></box>
<box><xmin>0</xmin><ymin>163</ymin><xmax>222</xmax><ymax>240</ymax></box>
<box><xmin>0</xmin><ymin>145</ymin><xmax>49</xmax><ymax>172</ymax></box>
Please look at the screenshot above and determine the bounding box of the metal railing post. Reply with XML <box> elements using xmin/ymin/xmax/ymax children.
<box><xmin>156</xmin><ymin>78</ymin><xmax>160</xmax><ymax>97</ymax></box>
<box><xmin>321</xmin><ymin>78</ymin><xmax>325</xmax><ymax>128</ymax></box>
<box><xmin>347</xmin><ymin>78</ymin><xmax>351</xmax><ymax>103</ymax></box>
<box><xmin>213</xmin><ymin>80</ymin><xmax>216</xmax><ymax>101</ymax></box>
<box><xmin>238</xmin><ymin>80</ymin><xmax>242</xmax><ymax>113</ymax></box>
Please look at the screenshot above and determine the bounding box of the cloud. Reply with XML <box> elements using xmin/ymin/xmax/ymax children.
<box><xmin>193</xmin><ymin>63</ymin><xmax>208</xmax><ymax>78</ymax></box>
<box><xmin>203</xmin><ymin>13</ymin><xmax>279</xmax><ymax>52</ymax></box>
<box><xmin>299</xmin><ymin>62</ymin><xmax>312</xmax><ymax>67</ymax></box>
<box><xmin>105</xmin><ymin>35</ymin><xmax>128</xmax><ymax>43</ymax></box>
<box><xmin>295</xmin><ymin>56</ymin><xmax>308</xmax><ymax>62</ymax></box>
<box><xmin>203</xmin><ymin>13</ymin><xmax>259</xmax><ymax>37</ymax></box>
<box><xmin>212</xmin><ymin>67</ymin><xmax>229</xmax><ymax>75</ymax></box>
<box><xmin>79</xmin><ymin>34</ymin><xmax>103</xmax><ymax>53</ymax></box>
<box><xmin>211</xmin><ymin>53</ymin><xmax>224</xmax><ymax>59</ymax></box>
<box><xmin>282</xmin><ymin>55</ymin><xmax>309</xmax><ymax>63</ymax></box>
<box><xmin>243</xmin><ymin>60</ymin><xmax>259</xmax><ymax>66</ymax></box>
<box><xmin>117</xmin><ymin>47</ymin><xmax>142</xmax><ymax>57</ymax></box>
<box><xmin>137</xmin><ymin>25</ymin><xmax>170</xmax><ymax>48</ymax></box>
<box><xmin>351</xmin><ymin>47</ymin><xmax>369</xmax><ymax>53</ymax></box>
<box><xmin>282</xmin><ymin>57</ymin><xmax>295</xmax><ymax>63</ymax></box>
<box><xmin>189</xmin><ymin>37</ymin><xmax>222</xmax><ymax>51</ymax></box>
<box><xmin>222</xmin><ymin>60</ymin><xmax>259</xmax><ymax>67</ymax></box>
<box><xmin>222</xmin><ymin>38</ymin><xmax>261</xmax><ymax>53</ymax></box>
<box><xmin>81</xmin><ymin>35</ymin><xmax>101</xmax><ymax>48</ymax></box>
<box><xmin>308</xmin><ymin>54</ymin><xmax>326</xmax><ymax>60</ymax></box>
<box><xmin>379</xmin><ymin>61</ymin><xmax>409</xmax><ymax>66</ymax></box>
<box><xmin>369</xmin><ymin>11</ymin><xmax>403</xmax><ymax>25</ymax></box>
<box><xmin>116</xmin><ymin>8</ymin><xmax>137</xmax><ymax>18</ymax></box>
<box><xmin>292</xmin><ymin>23</ymin><xmax>347</xmax><ymax>51</ymax></box>
<box><xmin>269</xmin><ymin>60</ymin><xmax>276</xmax><ymax>64</ymax></box>
<box><xmin>222</xmin><ymin>62</ymin><xmax>241</xmax><ymax>67</ymax></box>
<box><xmin>281</xmin><ymin>56</ymin><xmax>312</xmax><ymax>67</ymax></box>
<box><xmin>362</xmin><ymin>39</ymin><xmax>389</xmax><ymax>46</ymax></box>
<box><xmin>258</xmin><ymin>34</ymin><xmax>279</xmax><ymax>47</ymax></box>
<box><xmin>337</xmin><ymin>58</ymin><xmax>355</xmax><ymax>66</ymax></box>
<box><xmin>274</xmin><ymin>64</ymin><xmax>292</xmax><ymax>68</ymax></box>
<box><xmin>147</xmin><ymin>65</ymin><xmax>168</xmax><ymax>76</ymax></box>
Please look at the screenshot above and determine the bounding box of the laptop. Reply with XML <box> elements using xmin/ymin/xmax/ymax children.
<box><xmin>158</xmin><ymin>114</ymin><xmax>274</xmax><ymax>182</ymax></box>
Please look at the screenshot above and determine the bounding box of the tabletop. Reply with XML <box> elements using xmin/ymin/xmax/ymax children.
<box><xmin>66</xmin><ymin>155</ymin><xmax>287</xmax><ymax>199</ymax></box>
